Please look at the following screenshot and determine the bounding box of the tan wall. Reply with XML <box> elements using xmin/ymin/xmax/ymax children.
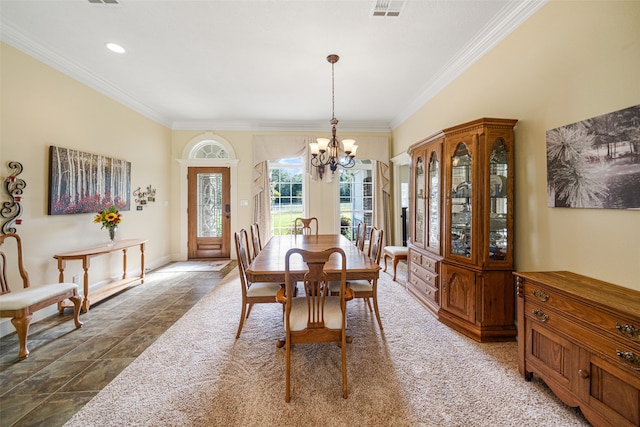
<box><xmin>1</xmin><ymin>43</ymin><xmax>173</xmax><ymax>293</ymax></box>
<box><xmin>392</xmin><ymin>1</ymin><xmax>640</xmax><ymax>289</ymax></box>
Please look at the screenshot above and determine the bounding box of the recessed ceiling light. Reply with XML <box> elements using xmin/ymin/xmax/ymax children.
<box><xmin>105</xmin><ymin>43</ymin><xmax>125</xmax><ymax>54</ymax></box>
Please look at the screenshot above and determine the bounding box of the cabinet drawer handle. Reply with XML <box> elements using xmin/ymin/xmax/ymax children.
<box><xmin>616</xmin><ymin>323</ymin><xmax>640</xmax><ymax>342</ymax></box>
<box><xmin>616</xmin><ymin>350</ymin><xmax>640</xmax><ymax>370</ymax></box>
<box><xmin>532</xmin><ymin>309</ymin><xmax>549</xmax><ymax>323</ymax></box>
<box><xmin>532</xmin><ymin>289</ymin><xmax>549</xmax><ymax>302</ymax></box>
<box><xmin>577</xmin><ymin>369</ymin><xmax>590</xmax><ymax>379</ymax></box>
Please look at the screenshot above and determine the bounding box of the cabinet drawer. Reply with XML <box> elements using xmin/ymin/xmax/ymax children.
<box><xmin>409</xmin><ymin>262</ymin><xmax>438</xmax><ymax>287</ymax></box>
<box><xmin>420</xmin><ymin>255</ymin><xmax>438</xmax><ymax>273</ymax></box>
<box><xmin>409</xmin><ymin>249</ymin><xmax>422</xmax><ymax>265</ymax></box>
<box><xmin>523</xmin><ymin>282</ymin><xmax>640</xmax><ymax>351</ymax></box>
<box><xmin>408</xmin><ymin>270</ymin><xmax>439</xmax><ymax>305</ymax></box>
<box><xmin>525</xmin><ymin>300</ymin><xmax>640</xmax><ymax>374</ymax></box>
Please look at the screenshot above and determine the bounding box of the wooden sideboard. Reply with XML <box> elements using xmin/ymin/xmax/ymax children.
<box><xmin>514</xmin><ymin>271</ymin><xmax>640</xmax><ymax>427</ymax></box>
<box><xmin>54</xmin><ymin>239</ymin><xmax>147</xmax><ymax>312</ymax></box>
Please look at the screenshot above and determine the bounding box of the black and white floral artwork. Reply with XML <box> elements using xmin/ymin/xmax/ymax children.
<box><xmin>546</xmin><ymin>105</ymin><xmax>640</xmax><ymax>209</ymax></box>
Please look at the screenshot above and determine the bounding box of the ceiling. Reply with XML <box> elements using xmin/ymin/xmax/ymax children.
<box><xmin>0</xmin><ymin>0</ymin><xmax>545</xmax><ymax>131</ymax></box>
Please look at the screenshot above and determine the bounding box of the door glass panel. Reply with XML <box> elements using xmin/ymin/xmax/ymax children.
<box><xmin>428</xmin><ymin>151</ymin><xmax>440</xmax><ymax>249</ymax></box>
<box><xmin>197</xmin><ymin>172</ymin><xmax>223</xmax><ymax>237</ymax></box>
<box><xmin>414</xmin><ymin>156</ymin><xmax>425</xmax><ymax>245</ymax></box>
<box><xmin>450</xmin><ymin>143</ymin><xmax>472</xmax><ymax>258</ymax></box>
<box><xmin>489</xmin><ymin>139</ymin><xmax>508</xmax><ymax>260</ymax></box>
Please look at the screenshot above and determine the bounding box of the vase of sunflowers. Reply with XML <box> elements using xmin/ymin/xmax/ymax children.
<box><xmin>94</xmin><ymin>206</ymin><xmax>122</xmax><ymax>246</ymax></box>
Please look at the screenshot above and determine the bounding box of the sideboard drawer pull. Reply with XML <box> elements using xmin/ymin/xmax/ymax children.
<box><xmin>616</xmin><ymin>323</ymin><xmax>640</xmax><ymax>342</ymax></box>
<box><xmin>532</xmin><ymin>289</ymin><xmax>549</xmax><ymax>302</ymax></box>
<box><xmin>532</xmin><ymin>309</ymin><xmax>549</xmax><ymax>323</ymax></box>
<box><xmin>616</xmin><ymin>350</ymin><xmax>640</xmax><ymax>370</ymax></box>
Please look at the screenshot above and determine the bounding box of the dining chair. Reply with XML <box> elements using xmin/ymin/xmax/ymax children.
<box><xmin>293</xmin><ymin>217</ymin><xmax>318</xmax><ymax>236</ymax></box>
<box><xmin>250</xmin><ymin>223</ymin><xmax>262</xmax><ymax>258</ymax></box>
<box><xmin>277</xmin><ymin>247</ymin><xmax>351</xmax><ymax>402</ymax></box>
<box><xmin>354</xmin><ymin>222</ymin><xmax>367</xmax><ymax>251</ymax></box>
<box><xmin>234</xmin><ymin>229</ymin><xmax>282</xmax><ymax>338</ymax></box>
<box><xmin>329</xmin><ymin>226</ymin><xmax>384</xmax><ymax>330</ymax></box>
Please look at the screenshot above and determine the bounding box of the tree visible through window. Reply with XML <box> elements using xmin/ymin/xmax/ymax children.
<box><xmin>339</xmin><ymin>160</ymin><xmax>373</xmax><ymax>241</ymax></box>
<box><xmin>269</xmin><ymin>159</ymin><xmax>304</xmax><ymax>235</ymax></box>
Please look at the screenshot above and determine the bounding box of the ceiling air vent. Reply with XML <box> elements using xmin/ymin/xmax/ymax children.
<box><xmin>88</xmin><ymin>0</ymin><xmax>119</xmax><ymax>4</ymax></box>
<box><xmin>372</xmin><ymin>0</ymin><xmax>405</xmax><ymax>17</ymax></box>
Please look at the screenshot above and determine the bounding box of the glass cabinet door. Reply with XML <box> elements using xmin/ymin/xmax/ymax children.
<box><xmin>449</xmin><ymin>143</ymin><xmax>472</xmax><ymax>258</ymax></box>
<box><xmin>488</xmin><ymin>139</ymin><xmax>508</xmax><ymax>260</ymax></box>
<box><xmin>414</xmin><ymin>156</ymin><xmax>425</xmax><ymax>246</ymax></box>
<box><xmin>427</xmin><ymin>151</ymin><xmax>440</xmax><ymax>250</ymax></box>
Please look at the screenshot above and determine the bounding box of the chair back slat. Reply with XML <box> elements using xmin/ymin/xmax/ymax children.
<box><xmin>368</xmin><ymin>227</ymin><xmax>384</xmax><ymax>264</ymax></box>
<box><xmin>250</xmin><ymin>223</ymin><xmax>262</xmax><ymax>257</ymax></box>
<box><xmin>355</xmin><ymin>222</ymin><xmax>367</xmax><ymax>251</ymax></box>
<box><xmin>234</xmin><ymin>229</ymin><xmax>252</xmax><ymax>293</ymax></box>
<box><xmin>0</xmin><ymin>233</ymin><xmax>30</xmax><ymax>293</ymax></box>
<box><xmin>293</xmin><ymin>217</ymin><xmax>318</xmax><ymax>236</ymax></box>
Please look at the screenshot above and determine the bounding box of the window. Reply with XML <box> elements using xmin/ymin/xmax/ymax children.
<box><xmin>192</xmin><ymin>141</ymin><xmax>229</xmax><ymax>159</ymax></box>
<box><xmin>339</xmin><ymin>160</ymin><xmax>373</xmax><ymax>241</ymax></box>
<box><xmin>269</xmin><ymin>158</ymin><xmax>304</xmax><ymax>235</ymax></box>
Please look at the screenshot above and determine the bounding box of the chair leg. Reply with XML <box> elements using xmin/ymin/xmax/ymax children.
<box><xmin>245</xmin><ymin>303</ymin><xmax>254</xmax><ymax>318</ymax></box>
<box><xmin>365</xmin><ymin>297</ymin><xmax>373</xmax><ymax>312</ymax></box>
<box><xmin>70</xmin><ymin>295</ymin><xmax>84</xmax><ymax>329</ymax></box>
<box><xmin>382</xmin><ymin>254</ymin><xmax>389</xmax><ymax>272</ymax></box>
<box><xmin>236</xmin><ymin>303</ymin><xmax>247</xmax><ymax>338</ymax></box>
<box><xmin>372</xmin><ymin>282</ymin><xmax>383</xmax><ymax>330</ymax></box>
<box><xmin>11</xmin><ymin>315</ymin><xmax>32</xmax><ymax>359</ymax></box>
<box><xmin>342</xmin><ymin>331</ymin><xmax>348</xmax><ymax>399</ymax></box>
<box><xmin>392</xmin><ymin>257</ymin><xmax>400</xmax><ymax>281</ymax></box>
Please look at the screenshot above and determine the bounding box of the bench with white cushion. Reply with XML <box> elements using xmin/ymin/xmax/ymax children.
<box><xmin>0</xmin><ymin>233</ymin><xmax>83</xmax><ymax>359</ymax></box>
<box><xmin>382</xmin><ymin>246</ymin><xmax>408</xmax><ymax>281</ymax></box>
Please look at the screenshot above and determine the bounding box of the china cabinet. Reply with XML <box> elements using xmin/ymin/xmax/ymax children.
<box><xmin>407</xmin><ymin>118</ymin><xmax>518</xmax><ymax>342</ymax></box>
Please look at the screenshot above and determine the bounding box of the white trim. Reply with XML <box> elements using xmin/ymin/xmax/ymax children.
<box><xmin>177</xmin><ymin>133</ymin><xmax>239</xmax><ymax>260</ymax></box>
<box><xmin>390</xmin><ymin>152</ymin><xmax>411</xmax><ymax>246</ymax></box>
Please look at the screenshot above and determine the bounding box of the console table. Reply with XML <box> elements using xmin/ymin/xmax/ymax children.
<box><xmin>54</xmin><ymin>239</ymin><xmax>147</xmax><ymax>312</ymax></box>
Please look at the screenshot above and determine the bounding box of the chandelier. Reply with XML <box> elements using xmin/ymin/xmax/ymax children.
<box><xmin>309</xmin><ymin>54</ymin><xmax>357</xmax><ymax>179</ymax></box>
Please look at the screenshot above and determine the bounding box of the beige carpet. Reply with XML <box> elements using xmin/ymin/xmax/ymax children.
<box><xmin>65</xmin><ymin>263</ymin><xmax>589</xmax><ymax>427</ymax></box>
<box><xmin>155</xmin><ymin>260</ymin><xmax>232</xmax><ymax>272</ymax></box>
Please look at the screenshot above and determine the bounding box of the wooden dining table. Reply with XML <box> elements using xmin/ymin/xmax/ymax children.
<box><xmin>245</xmin><ymin>234</ymin><xmax>380</xmax><ymax>284</ymax></box>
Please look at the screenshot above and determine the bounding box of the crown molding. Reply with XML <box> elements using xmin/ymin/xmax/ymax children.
<box><xmin>1</xmin><ymin>20</ymin><xmax>173</xmax><ymax>128</ymax></box>
<box><xmin>389</xmin><ymin>0</ymin><xmax>547</xmax><ymax>130</ymax></box>
<box><xmin>171</xmin><ymin>119</ymin><xmax>391</xmax><ymax>133</ymax></box>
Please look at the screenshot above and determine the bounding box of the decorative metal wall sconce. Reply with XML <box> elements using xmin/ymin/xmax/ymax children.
<box><xmin>133</xmin><ymin>185</ymin><xmax>156</xmax><ymax>210</ymax></box>
<box><xmin>2</xmin><ymin>161</ymin><xmax>26</xmax><ymax>234</ymax></box>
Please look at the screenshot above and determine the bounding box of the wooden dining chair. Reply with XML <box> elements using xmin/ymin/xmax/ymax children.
<box><xmin>277</xmin><ymin>247</ymin><xmax>351</xmax><ymax>402</ymax></box>
<box><xmin>250</xmin><ymin>223</ymin><xmax>262</xmax><ymax>258</ymax></box>
<box><xmin>234</xmin><ymin>229</ymin><xmax>282</xmax><ymax>338</ymax></box>
<box><xmin>354</xmin><ymin>222</ymin><xmax>367</xmax><ymax>251</ymax></box>
<box><xmin>293</xmin><ymin>217</ymin><xmax>318</xmax><ymax>236</ymax></box>
<box><xmin>330</xmin><ymin>227</ymin><xmax>384</xmax><ymax>330</ymax></box>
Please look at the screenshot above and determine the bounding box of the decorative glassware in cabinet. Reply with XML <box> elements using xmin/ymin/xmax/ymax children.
<box><xmin>414</xmin><ymin>156</ymin><xmax>425</xmax><ymax>246</ymax></box>
<box><xmin>427</xmin><ymin>151</ymin><xmax>440</xmax><ymax>250</ymax></box>
<box><xmin>450</xmin><ymin>143</ymin><xmax>472</xmax><ymax>258</ymax></box>
<box><xmin>489</xmin><ymin>138</ymin><xmax>508</xmax><ymax>260</ymax></box>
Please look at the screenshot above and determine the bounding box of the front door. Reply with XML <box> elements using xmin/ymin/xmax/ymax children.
<box><xmin>188</xmin><ymin>167</ymin><xmax>230</xmax><ymax>258</ymax></box>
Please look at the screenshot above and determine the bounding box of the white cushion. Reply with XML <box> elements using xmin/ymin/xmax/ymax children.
<box><xmin>345</xmin><ymin>280</ymin><xmax>373</xmax><ymax>292</ymax></box>
<box><xmin>0</xmin><ymin>282</ymin><xmax>78</xmax><ymax>311</ymax></box>
<box><xmin>328</xmin><ymin>280</ymin><xmax>372</xmax><ymax>293</ymax></box>
<box><xmin>246</xmin><ymin>282</ymin><xmax>282</xmax><ymax>297</ymax></box>
<box><xmin>383</xmin><ymin>246</ymin><xmax>408</xmax><ymax>256</ymax></box>
<box><xmin>288</xmin><ymin>296</ymin><xmax>344</xmax><ymax>331</ymax></box>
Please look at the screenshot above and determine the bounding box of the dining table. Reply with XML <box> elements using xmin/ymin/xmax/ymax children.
<box><xmin>245</xmin><ymin>234</ymin><xmax>380</xmax><ymax>284</ymax></box>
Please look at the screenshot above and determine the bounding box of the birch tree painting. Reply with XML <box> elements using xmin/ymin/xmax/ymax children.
<box><xmin>48</xmin><ymin>146</ymin><xmax>131</xmax><ymax>215</ymax></box>
<box><xmin>546</xmin><ymin>105</ymin><xmax>640</xmax><ymax>209</ymax></box>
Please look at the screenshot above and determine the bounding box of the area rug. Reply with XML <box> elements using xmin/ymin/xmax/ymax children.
<box><xmin>155</xmin><ymin>260</ymin><xmax>231</xmax><ymax>272</ymax></box>
<box><xmin>64</xmin><ymin>263</ymin><xmax>589</xmax><ymax>427</ymax></box>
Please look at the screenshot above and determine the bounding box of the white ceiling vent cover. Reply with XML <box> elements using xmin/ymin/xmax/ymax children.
<box><xmin>372</xmin><ymin>0</ymin><xmax>405</xmax><ymax>17</ymax></box>
<box><xmin>88</xmin><ymin>0</ymin><xmax>120</xmax><ymax>4</ymax></box>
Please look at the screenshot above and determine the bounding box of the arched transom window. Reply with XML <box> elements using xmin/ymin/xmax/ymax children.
<box><xmin>192</xmin><ymin>141</ymin><xmax>229</xmax><ymax>159</ymax></box>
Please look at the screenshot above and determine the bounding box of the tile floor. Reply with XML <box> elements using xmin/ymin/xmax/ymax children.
<box><xmin>0</xmin><ymin>261</ymin><xmax>236</xmax><ymax>427</ymax></box>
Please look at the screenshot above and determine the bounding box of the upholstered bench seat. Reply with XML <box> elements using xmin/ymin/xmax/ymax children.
<box><xmin>0</xmin><ymin>283</ymin><xmax>78</xmax><ymax>310</ymax></box>
<box><xmin>382</xmin><ymin>246</ymin><xmax>408</xmax><ymax>281</ymax></box>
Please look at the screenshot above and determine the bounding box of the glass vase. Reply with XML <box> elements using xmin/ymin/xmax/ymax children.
<box><xmin>107</xmin><ymin>226</ymin><xmax>117</xmax><ymax>246</ymax></box>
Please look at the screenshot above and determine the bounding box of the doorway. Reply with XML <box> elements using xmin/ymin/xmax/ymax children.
<box><xmin>188</xmin><ymin>167</ymin><xmax>230</xmax><ymax>258</ymax></box>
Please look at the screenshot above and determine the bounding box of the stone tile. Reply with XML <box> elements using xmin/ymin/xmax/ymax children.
<box><xmin>130</xmin><ymin>318</ymin><xmax>175</xmax><ymax>336</ymax></box>
<box><xmin>101</xmin><ymin>334</ymin><xmax>158</xmax><ymax>358</ymax></box>
<box><xmin>10</xmin><ymin>391</ymin><xmax>96</xmax><ymax>427</ymax></box>
<box><xmin>0</xmin><ymin>359</ymin><xmax>49</xmax><ymax>392</ymax></box>
<box><xmin>59</xmin><ymin>336</ymin><xmax>123</xmax><ymax>362</ymax></box>
<box><xmin>9</xmin><ymin>360</ymin><xmax>93</xmax><ymax>394</ymax></box>
<box><xmin>60</xmin><ymin>358</ymin><xmax>134</xmax><ymax>392</ymax></box>
<box><xmin>0</xmin><ymin>393</ymin><xmax>50</xmax><ymax>427</ymax></box>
